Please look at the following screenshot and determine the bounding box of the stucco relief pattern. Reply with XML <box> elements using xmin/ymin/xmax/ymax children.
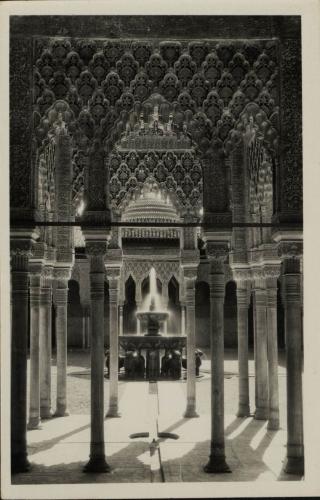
<box><xmin>31</xmin><ymin>37</ymin><xmax>282</xmax><ymax>216</ymax></box>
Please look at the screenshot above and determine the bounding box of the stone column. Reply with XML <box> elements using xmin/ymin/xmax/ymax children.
<box><xmin>265</xmin><ymin>270</ymin><xmax>280</xmax><ymax>430</ymax></box>
<box><xmin>183</xmin><ymin>273</ymin><xmax>198</xmax><ymax>418</ymax></box>
<box><xmin>119</xmin><ymin>304</ymin><xmax>124</xmax><ymax>336</ymax></box>
<box><xmin>181</xmin><ymin>304</ymin><xmax>186</xmax><ymax>335</ymax></box>
<box><xmin>204</xmin><ymin>243</ymin><xmax>231</xmax><ymax>473</ymax></box>
<box><xmin>234</xmin><ymin>272</ymin><xmax>251</xmax><ymax>417</ymax></box>
<box><xmin>40</xmin><ymin>267</ymin><xmax>53</xmax><ymax>419</ymax></box>
<box><xmin>28</xmin><ymin>265</ymin><xmax>42</xmax><ymax>429</ymax></box>
<box><xmin>253</xmin><ymin>274</ymin><xmax>269</xmax><ymax>420</ymax></box>
<box><xmin>106</xmin><ymin>268</ymin><xmax>121</xmax><ymax>418</ymax></box>
<box><xmin>54</xmin><ymin>268</ymin><xmax>71</xmax><ymax>417</ymax></box>
<box><xmin>11</xmin><ymin>233</ymin><xmax>38</xmax><ymax>473</ymax></box>
<box><xmin>281</xmin><ymin>248</ymin><xmax>304</xmax><ymax>475</ymax></box>
<box><xmin>84</xmin><ymin>240</ymin><xmax>109</xmax><ymax>472</ymax></box>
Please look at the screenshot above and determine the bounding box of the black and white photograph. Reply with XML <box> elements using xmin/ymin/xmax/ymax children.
<box><xmin>1</xmin><ymin>1</ymin><xmax>320</xmax><ymax>498</ymax></box>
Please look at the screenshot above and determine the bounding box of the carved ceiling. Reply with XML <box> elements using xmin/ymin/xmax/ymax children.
<box><xmin>32</xmin><ymin>37</ymin><xmax>280</xmax><ymax>213</ymax></box>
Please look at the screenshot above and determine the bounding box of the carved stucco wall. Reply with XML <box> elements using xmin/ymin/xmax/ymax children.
<box><xmin>10</xmin><ymin>16</ymin><xmax>302</xmax><ymax>226</ymax></box>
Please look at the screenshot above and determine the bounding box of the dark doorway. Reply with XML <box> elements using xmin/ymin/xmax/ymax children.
<box><xmin>124</xmin><ymin>276</ymin><xmax>136</xmax><ymax>335</ymax></box>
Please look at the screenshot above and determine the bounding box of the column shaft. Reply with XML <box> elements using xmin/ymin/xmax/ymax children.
<box><xmin>181</xmin><ymin>305</ymin><xmax>186</xmax><ymax>335</ymax></box>
<box><xmin>11</xmin><ymin>253</ymin><xmax>31</xmax><ymax>472</ymax></box>
<box><xmin>283</xmin><ymin>259</ymin><xmax>304</xmax><ymax>474</ymax></box>
<box><xmin>236</xmin><ymin>284</ymin><xmax>250</xmax><ymax>417</ymax></box>
<box><xmin>40</xmin><ymin>286</ymin><xmax>53</xmax><ymax>418</ymax></box>
<box><xmin>55</xmin><ymin>281</ymin><xmax>69</xmax><ymax>417</ymax></box>
<box><xmin>254</xmin><ymin>287</ymin><xmax>269</xmax><ymax>420</ymax></box>
<box><xmin>183</xmin><ymin>280</ymin><xmax>198</xmax><ymax>418</ymax></box>
<box><xmin>28</xmin><ymin>275</ymin><xmax>41</xmax><ymax>429</ymax></box>
<box><xmin>119</xmin><ymin>305</ymin><xmax>123</xmax><ymax>336</ymax></box>
<box><xmin>106</xmin><ymin>284</ymin><xmax>120</xmax><ymax>417</ymax></box>
<box><xmin>266</xmin><ymin>281</ymin><xmax>280</xmax><ymax>430</ymax></box>
<box><xmin>84</xmin><ymin>250</ymin><xmax>109</xmax><ymax>472</ymax></box>
<box><xmin>205</xmin><ymin>264</ymin><xmax>231</xmax><ymax>473</ymax></box>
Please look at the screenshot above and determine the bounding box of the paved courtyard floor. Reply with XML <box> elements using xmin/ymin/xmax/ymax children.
<box><xmin>12</xmin><ymin>349</ymin><xmax>303</xmax><ymax>485</ymax></box>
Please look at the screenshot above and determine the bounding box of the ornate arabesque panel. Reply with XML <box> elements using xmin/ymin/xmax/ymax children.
<box><xmin>31</xmin><ymin>37</ymin><xmax>284</xmax><ymax>218</ymax></box>
<box><xmin>123</xmin><ymin>260</ymin><xmax>180</xmax><ymax>289</ymax></box>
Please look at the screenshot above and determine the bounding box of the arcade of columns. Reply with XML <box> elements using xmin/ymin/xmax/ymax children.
<box><xmin>10</xmin><ymin>32</ymin><xmax>303</xmax><ymax>477</ymax></box>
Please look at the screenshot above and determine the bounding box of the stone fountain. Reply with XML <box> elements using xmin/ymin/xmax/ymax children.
<box><xmin>119</xmin><ymin>267</ymin><xmax>186</xmax><ymax>380</ymax></box>
<box><xmin>136</xmin><ymin>268</ymin><xmax>169</xmax><ymax>336</ymax></box>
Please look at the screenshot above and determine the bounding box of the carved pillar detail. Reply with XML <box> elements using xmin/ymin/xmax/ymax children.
<box><xmin>279</xmin><ymin>241</ymin><xmax>304</xmax><ymax>475</ymax></box>
<box><xmin>40</xmin><ymin>266</ymin><xmax>54</xmax><ymax>419</ymax></box>
<box><xmin>204</xmin><ymin>242</ymin><xmax>231</xmax><ymax>473</ymax></box>
<box><xmin>28</xmin><ymin>263</ymin><xmax>43</xmax><ymax>429</ymax></box>
<box><xmin>83</xmin><ymin>238</ymin><xmax>110</xmax><ymax>473</ymax></box>
<box><xmin>106</xmin><ymin>266</ymin><xmax>121</xmax><ymax>418</ymax></box>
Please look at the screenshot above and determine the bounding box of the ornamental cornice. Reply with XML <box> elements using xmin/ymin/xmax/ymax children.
<box><xmin>206</xmin><ymin>242</ymin><xmax>229</xmax><ymax>262</ymax></box>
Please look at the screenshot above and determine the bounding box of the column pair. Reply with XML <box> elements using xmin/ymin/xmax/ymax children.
<box><xmin>253</xmin><ymin>271</ymin><xmax>280</xmax><ymax>430</ymax></box>
<box><xmin>204</xmin><ymin>243</ymin><xmax>231</xmax><ymax>473</ymax></box>
<box><xmin>11</xmin><ymin>230</ymin><xmax>38</xmax><ymax>473</ymax></box>
<box><xmin>28</xmin><ymin>265</ymin><xmax>55</xmax><ymax>428</ymax></box>
<box><xmin>54</xmin><ymin>268</ymin><xmax>72</xmax><ymax>417</ymax></box>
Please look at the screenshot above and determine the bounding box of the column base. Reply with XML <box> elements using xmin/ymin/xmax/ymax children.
<box><xmin>54</xmin><ymin>407</ymin><xmax>70</xmax><ymax>417</ymax></box>
<box><xmin>204</xmin><ymin>456</ymin><xmax>232</xmax><ymax>474</ymax></box>
<box><xmin>267</xmin><ymin>418</ymin><xmax>280</xmax><ymax>431</ymax></box>
<box><xmin>40</xmin><ymin>407</ymin><xmax>54</xmax><ymax>419</ymax></box>
<box><xmin>183</xmin><ymin>407</ymin><xmax>199</xmax><ymax>418</ymax></box>
<box><xmin>11</xmin><ymin>453</ymin><xmax>31</xmax><ymax>474</ymax></box>
<box><xmin>284</xmin><ymin>456</ymin><xmax>304</xmax><ymax>475</ymax></box>
<box><xmin>254</xmin><ymin>407</ymin><xmax>269</xmax><ymax>420</ymax></box>
<box><xmin>236</xmin><ymin>404</ymin><xmax>250</xmax><ymax>418</ymax></box>
<box><xmin>105</xmin><ymin>409</ymin><xmax>121</xmax><ymax>418</ymax></box>
<box><xmin>83</xmin><ymin>455</ymin><xmax>110</xmax><ymax>473</ymax></box>
<box><xmin>27</xmin><ymin>416</ymin><xmax>41</xmax><ymax>430</ymax></box>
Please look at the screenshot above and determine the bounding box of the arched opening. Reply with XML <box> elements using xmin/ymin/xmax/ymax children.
<box><xmin>67</xmin><ymin>279</ymin><xmax>83</xmax><ymax>347</ymax></box>
<box><xmin>195</xmin><ymin>281</ymin><xmax>210</xmax><ymax>347</ymax></box>
<box><xmin>224</xmin><ymin>281</ymin><xmax>237</xmax><ymax>348</ymax></box>
<box><xmin>168</xmin><ymin>276</ymin><xmax>180</xmax><ymax>335</ymax></box>
<box><xmin>123</xmin><ymin>276</ymin><xmax>136</xmax><ymax>335</ymax></box>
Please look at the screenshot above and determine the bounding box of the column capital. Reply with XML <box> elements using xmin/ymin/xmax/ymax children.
<box><xmin>54</xmin><ymin>267</ymin><xmax>72</xmax><ymax>282</ymax></box>
<box><xmin>277</xmin><ymin>240</ymin><xmax>303</xmax><ymax>260</ymax></box>
<box><xmin>232</xmin><ymin>267</ymin><xmax>251</xmax><ymax>283</ymax></box>
<box><xmin>41</xmin><ymin>265</ymin><xmax>54</xmax><ymax>288</ymax></box>
<box><xmin>86</xmin><ymin>241</ymin><xmax>108</xmax><ymax>257</ymax></box>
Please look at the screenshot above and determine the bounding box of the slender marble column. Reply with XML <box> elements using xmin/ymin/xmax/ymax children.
<box><xmin>282</xmin><ymin>257</ymin><xmax>304</xmax><ymax>475</ymax></box>
<box><xmin>40</xmin><ymin>269</ymin><xmax>53</xmax><ymax>419</ymax></box>
<box><xmin>183</xmin><ymin>276</ymin><xmax>198</xmax><ymax>418</ymax></box>
<box><xmin>235</xmin><ymin>279</ymin><xmax>250</xmax><ymax>417</ymax></box>
<box><xmin>84</xmin><ymin>241</ymin><xmax>109</xmax><ymax>472</ymax></box>
<box><xmin>204</xmin><ymin>251</ymin><xmax>231</xmax><ymax>473</ymax></box>
<box><xmin>11</xmin><ymin>238</ymin><xmax>36</xmax><ymax>473</ymax></box>
<box><xmin>54</xmin><ymin>269</ymin><xmax>71</xmax><ymax>417</ymax></box>
<box><xmin>106</xmin><ymin>271</ymin><xmax>121</xmax><ymax>418</ymax></box>
<box><xmin>181</xmin><ymin>305</ymin><xmax>186</xmax><ymax>335</ymax></box>
<box><xmin>266</xmin><ymin>275</ymin><xmax>280</xmax><ymax>430</ymax></box>
<box><xmin>253</xmin><ymin>281</ymin><xmax>269</xmax><ymax>420</ymax></box>
<box><xmin>119</xmin><ymin>305</ymin><xmax>124</xmax><ymax>336</ymax></box>
<box><xmin>28</xmin><ymin>268</ymin><xmax>42</xmax><ymax>429</ymax></box>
